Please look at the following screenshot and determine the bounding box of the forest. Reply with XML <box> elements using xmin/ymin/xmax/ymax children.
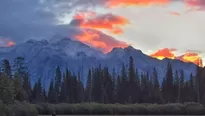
<box><xmin>0</xmin><ymin>56</ymin><xmax>205</xmax><ymax>115</ymax></box>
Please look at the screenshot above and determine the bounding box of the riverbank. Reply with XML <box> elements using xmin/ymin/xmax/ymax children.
<box><xmin>36</xmin><ymin>102</ymin><xmax>205</xmax><ymax>115</ymax></box>
<box><xmin>1</xmin><ymin>102</ymin><xmax>205</xmax><ymax>116</ymax></box>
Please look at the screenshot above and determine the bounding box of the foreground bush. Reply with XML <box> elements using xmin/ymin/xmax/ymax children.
<box><xmin>0</xmin><ymin>101</ymin><xmax>38</xmax><ymax>116</ymax></box>
<box><xmin>11</xmin><ymin>101</ymin><xmax>38</xmax><ymax>116</ymax></box>
<box><xmin>35</xmin><ymin>102</ymin><xmax>205</xmax><ymax>115</ymax></box>
<box><xmin>0</xmin><ymin>102</ymin><xmax>204</xmax><ymax>115</ymax></box>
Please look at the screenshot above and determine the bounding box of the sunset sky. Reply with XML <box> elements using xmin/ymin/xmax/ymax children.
<box><xmin>1</xmin><ymin>0</ymin><xmax>205</xmax><ymax>64</ymax></box>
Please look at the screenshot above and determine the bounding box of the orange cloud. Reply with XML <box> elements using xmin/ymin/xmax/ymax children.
<box><xmin>74</xmin><ymin>29</ymin><xmax>128</xmax><ymax>53</ymax></box>
<box><xmin>150</xmin><ymin>48</ymin><xmax>203</xmax><ymax>67</ymax></box>
<box><xmin>150</xmin><ymin>48</ymin><xmax>175</xmax><ymax>60</ymax></box>
<box><xmin>169</xmin><ymin>12</ymin><xmax>181</xmax><ymax>16</ymax></box>
<box><xmin>177</xmin><ymin>52</ymin><xmax>203</xmax><ymax>67</ymax></box>
<box><xmin>73</xmin><ymin>12</ymin><xmax>129</xmax><ymax>35</ymax></box>
<box><xmin>105</xmin><ymin>0</ymin><xmax>169</xmax><ymax>7</ymax></box>
<box><xmin>0</xmin><ymin>38</ymin><xmax>15</xmax><ymax>47</ymax></box>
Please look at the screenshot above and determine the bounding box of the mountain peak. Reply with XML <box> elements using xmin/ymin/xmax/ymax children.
<box><xmin>110</xmin><ymin>47</ymin><xmax>124</xmax><ymax>53</ymax></box>
<box><xmin>126</xmin><ymin>45</ymin><xmax>135</xmax><ymax>49</ymax></box>
<box><xmin>124</xmin><ymin>45</ymin><xmax>143</xmax><ymax>53</ymax></box>
<box><xmin>26</xmin><ymin>39</ymin><xmax>48</xmax><ymax>45</ymax></box>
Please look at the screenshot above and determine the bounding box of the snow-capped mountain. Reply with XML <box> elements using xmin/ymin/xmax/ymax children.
<box><xmin>0</xmin><ymin>37</ymin><xmax>197</xmax><ymax>89</ymax></box>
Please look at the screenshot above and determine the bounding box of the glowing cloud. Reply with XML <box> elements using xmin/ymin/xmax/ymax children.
<box><xmin>150</xmin><ymin>48</ymin><xmax>176</xmax><ymax>60</ymax></box>
<box><xmin>105</xmin><ymin>0</ymin><xmax>169</xmax><ymax>7</ymax></box>
<box><xmin>150</xmin><ymin>48</ymin><xmax>203</xmax><ymax>67</ymax></box>
<box><xmin>0</xmin><ymin>38</ymin><xmax>15</xmax><ymax>47</ymax></box>
<box><xmin>74</xmin><ymin>29</ymin><xmax>128</xmax><ymax>53</ymax></box>
<box><xmin>73</xmin><ymin>12</ymin><xmax>129</xmax><ymax>34</ymax></box>
<box><xmin>177</xmin><ymin>52</ymin><xmax>203</xmax><ymax>67</ymax></box>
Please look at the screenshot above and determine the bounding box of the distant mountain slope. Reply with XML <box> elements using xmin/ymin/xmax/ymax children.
<box><xmin>0</xmin><ymin>37</ymin><xmax>197</xmax><ymax>89</ymax></box>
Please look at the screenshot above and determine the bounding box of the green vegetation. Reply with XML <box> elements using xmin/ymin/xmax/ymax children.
<box><xmin>1</xmin><ymin>56</ymin><xmax>205</xmax><ymax>115</ymax></box>
<box><xmin>1</xmin><ymin>102</ymin><xmax>205</xmax><ymax>115</ymax></box>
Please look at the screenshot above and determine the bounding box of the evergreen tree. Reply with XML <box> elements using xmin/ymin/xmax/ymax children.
<box><xmin>152</xmin><ymin>67</ymin><xmax>161</xmax><ymax>103</ymax></box>
<box><xmin>188</xmin><ymin>73</ymin><xmax>196</xmax><ymax>102</ymax></box>
<box><xmin>32</xmin><ymin>82</ymin><xmax>38</xmax><ymax>103</ymax></box>
<box><xmin>48</xmin><ymin>79</ymin><xmax>55</xmax><ymax>103</ymax></box>
<box><xmin>195</xmin><ymin>66</ymin><xmax>201</xmax><ymax>103</ymax></box>
<box><xmin>164</xmin><ymin>62</ymin><xmax>174</xmax><ymax>102</ymax></box>
<box><xmin>174</xmin><ymin>70</ymin><xmax>180</xmax><ymax>102</ymax></box>
<box><xmin>112</xmin><ymin>68</ymin><xmax>117</xmax><ymax>103</ymax></box>
<box><xmin>13</xmin><ymin>72</ymin><xmax>25</xmax><ymax>101</ymax></box>
<box><xmin>116</xmin><ymin>75</ymin><xmax>121</xmax><ymax>103</ymax></box>
<box><xmin>77</xmin><ymin>73</ymin><xmax>84</xmax><ymax>103</ymax></box>
<box><xmin>13</xmin><ymin>57</ymin><xmax>31</xmax><ymax>101</ymax></box>
<box><xmin>1</xmin><ymin>59</ymin><xmax>12</xmax><ymax>78</ymax></box>
<box><xmin>36</xmin><ymin>78</ymin><xmax>43</xmax><ymax>102</ymax></box>
<box><xmin>54</xmin><ymin>66</ymin><xmax>61</xmax><ymax>103</ymax></box>
<box><xmin>59</xmin><ymin>73</ymin><xmax>66</xmax><ymax>102</ymax></box>
<box><xmin>179</xmin><ymin>69</ymin><xmax>184</xmax><ymax>102</ymax></box>
<box><xmin>119</xmin><ymin>63</ymin><xmax>128</xmax><ymax>103</ymax></box>
<box><xmin>102</xmin><ymin>67</ymin><xmax>114</xmax><ymax>103</ymax></box>
<box><xmin>92</xmin><ymin>67</ymin><xmax>103</xmax><ymax>103</ymax></box>
<box><xmin>13</xmin><ymin>57</ymin><xmax>28</xmax><ymax>78</ymax></box>
<box><xmin>0</xmin><ymin>74</ymin><xmax>15</xmax><ymax>104</ymax></box>
<box><xmin>85</xmin><ymin>69</ymin><xmax>92</xmax><ymax>102</ymax></box>
<box><xmin>128</xmin><ymin>56</ymin><xmax>136</xmax><ymax>103</ymax></box>
<box><xmin>135</xmin><ymin>68</ymin><xmax>141</xmax><ymax>103</ymax></box>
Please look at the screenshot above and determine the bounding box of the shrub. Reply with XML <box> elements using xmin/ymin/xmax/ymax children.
<box><xmin>0</xmin><ymin>99</ymin><xmax>8</xmax><ymax>116</ymax></box>
<box><xmin>34</xmin><ymin>102</ymin><xmax>205</xmax><ymax>115</ymax></box>
<box><xmin>11</xmin><ymin>101</ymin><xmax>38</xmax><ymax>116</ymax></box>
<box><xmin>35</xmin><ymin>103</ymin><xmax>55</xmax><ymax>115</ymax></box>
<box><xmin>185</xmin><ymin>102</ymin><xmax>205</xmax><ymax>115</ymax></box>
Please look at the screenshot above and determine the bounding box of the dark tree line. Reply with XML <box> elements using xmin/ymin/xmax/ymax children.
<box><xmin>0</xmin><ymin>56</ymin><xmax>205</xmax><ymax>104</ymax></box>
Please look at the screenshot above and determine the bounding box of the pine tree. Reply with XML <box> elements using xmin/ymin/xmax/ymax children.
<box><xmin>72</xmin><ymin>75</ymin><xmax>78</xmax><ymax>103</ymax></box>
<box><xmin>32</xmin><ymin>82</ymin><xmax>38</xmax><ymax>103</ymax></box>
<box><xmin>195</xmin><ymin>66</ymin><xmax>201</xmax><ymax>103</ymax></box>
<box><xmin>128</xmin><ymin>56</ymin><xmax>136</xmax><ymax>103</ymax></box>
<box><xmin>152</xmin><ymin>67</ymin><xmax>161</xmax><ymax>103</ymax></box>
<box><xmin>37</xmin><ymin>78</ymin><xmax>43</xmax><ymax>102</ymax></box>
<box><xmin>65</xmin><ymin>68</ymin><xmax>71</xmax><ymax>103</ymax></box>
<box><xmin>13</xmin><ymin>57</ymin><xmax>28</xmax><ymax>78</ymax></box>
<box><xmin>174</xmin><ymin>70</ymin><xmax>180</xmax><ymax>102</ymax></box>
<box><xmin>112</xmin><ymin>68</ymin><xmax>117</xmax><ymax>103</ymax></box>
<box><xmin>54</xmin><ymin>66</ymin><xmax>61</xmax><ymax>103</ymax></box>
<box><xmin>85</xmin><ymin>69</ymin><xmax>92</xmax><ymax>102</ymax></box>
<box><xmin>13</xmin><ymin>72</ymin><xmax>23</xmax><ymax>101</ymax></box>
<box><xmin>120</xmin><ymin>63</ymin><xmax>128</xmax><ymax>103</ymax></box>
<box><xmin>188</xmin><ymin>73</ymin><xmax>196</xmax><ymax>102</ymax></box>
<box><xmin>164</xmin><ymin>62</ymin><xmax>174</xmax><ymax>102</ymax></box>
<box><xmin>1</xmin><ymin>59</ymin><xmax>12</xmax><ymax>78</ymax></box>
<box><xmin>76</xmin><ymin>72</ymin><xmax>84</xmax><ymax>103</ymax></box>
<box><xmin>179</xmin><ymin>69</ymin><xmax>184</xmax><ymax>102</ymax></box>
<box><xmin>161</xmin><ymin>77</ymin><xmax>166</xmax><ymax>103</ymax></box>
<box><xmin>135</xmin><ymin>68</ymin><xmax>141</xmax><ymax>103</ymax></box>
<box><xmin>116</xmin><ymin>75</ymin><xmax>121</xmax><ymax>103</ymax></box>
<box><xmin>59</xmin><ymin>73</ymin><xmax>66</xmax><ymax>102</ymax></box>
<box><xmin>48</xmin><ymin>79</ymin><xmax>55</xmax><ymax>103</ymax></box>
<box><xmin>22</xmin><ymin>74</ymin><xmax>32</xmax><ymax>102</ymax></box>
<box><xmin>0</xmin><ymin>74</ymin><xmax>15</xmax><ymax>104</ymax></box>
<box><xmin>92</xmin><ymin>67</ymin><xmax>104</xmax><ymax>103</ymax></box>
<box><xmin>13</xmin><ymin>57</ymin><xmax>31</xmax><ymax>101</ymax></box>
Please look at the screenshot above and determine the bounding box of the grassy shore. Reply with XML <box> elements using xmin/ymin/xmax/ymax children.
<box><xmin>1</xmin><ymin>102</ymin><xmax>205</xmax><ymax>116</ymax></box>
<box><xmin>36</xmin><ymin>102</ymin><xmax>205</xmax><ymax>115</ymax></box>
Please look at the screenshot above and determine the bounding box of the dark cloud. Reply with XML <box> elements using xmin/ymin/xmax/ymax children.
<box><xmin>1</xmin><ymin>0</ymin><xmax>204</xmax><ymax>46</ymax></box>
<box><xmin>0</xmin><ymin>0</ymin><xmax>74</xmax><ymax>43</ymax></box>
